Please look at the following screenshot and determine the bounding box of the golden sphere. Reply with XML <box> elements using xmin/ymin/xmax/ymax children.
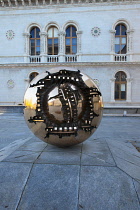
<box><xmin>24</xmin><ymin>68</ymin><xmax>103</xmax><ymax>147</ymax></box>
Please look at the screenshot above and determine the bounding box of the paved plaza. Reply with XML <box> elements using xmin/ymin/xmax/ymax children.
<box><xmin>0</xmin><ymin>113</ymin><xmax>140</xmax><ymax>210</ymax></box>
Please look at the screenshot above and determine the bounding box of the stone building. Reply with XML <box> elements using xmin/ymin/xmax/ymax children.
<box><xmin>0</xmin><ymin>0</ymin><xmax>140</xmax><ymax>113</ymax></box>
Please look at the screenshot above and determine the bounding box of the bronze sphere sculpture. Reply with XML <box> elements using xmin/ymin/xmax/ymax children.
<box><xmin>24</xmin><ymin>68</ymin><xmax>103</xmax><ymax>147</ymax></box>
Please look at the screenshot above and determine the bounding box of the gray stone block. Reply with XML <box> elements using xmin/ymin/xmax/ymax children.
<box><xmin>18</xmin><ymin>164</ymin><xmax>80</xmax><ymax>210</ymax></box>
<box><xmin>79</xmin><ymin>166</ymin><xmax>140</xmax><ymax>210</ymax></box>
<box><xmin>81</xmin><ymin>140</ymin><xmax>115</xmax><ymax>166</ymax></box>
<box><xmin>107</xmin><ymin>139</ymin><xmax>140</xmax><ymax>180</ymax></box>
<box><xmin>0</xmin><ymin>162</ymin><xmax>32</xmax><ymax>210</ymax></box>
<box><xmin>18</xmin><ymin>141</ymin><xmax>47</xmax><ymax>152</ymax></box>
<box><xmin>2</xmin><ymin>150</ymin><xmax>41</xmax><ymax>163</ymax></box>
<box><xmin>107</xmin><ymin>145</ymin><xmax>140</xmax><ymax>167</ymax></box>
<box><xmin>35</xmin><ymin>151</ymin><xmax>81</xmax><ymax>165</ymax></box>
<box><xmin>107</xmin><ymin>139</ymin><xmax>140</xmax><ymax>156</ymax></box>
<box><xmin>133</xmin><ymin>180</ymin><xmax>140</xmax><ymax>202</ymax></box>
<box><xmin>112</xmin><ymin>155</ymin><xmax>140</xmax><ymax>182</ymax></box>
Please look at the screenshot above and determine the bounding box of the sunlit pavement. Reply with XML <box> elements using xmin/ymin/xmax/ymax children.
<box><xmin>0</xmin><ymin>113</ymin><xmax>140</xmax><ymax>210</ymax></box>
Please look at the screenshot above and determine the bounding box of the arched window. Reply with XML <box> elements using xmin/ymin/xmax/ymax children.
<box><xmin>115</xmin><ymin>71</ymin><xmax>127</xmax><ymax>100</ymax></box>
<box><xmin>115</xmin><ymin>24</ymin><xmax>127</xmax><ymax>54</ymax></box>
<box><xmin>30</xmin><ymin>27</ymin><xmax>40</xmax><ymax>55</ymax></box>
<box><xmin>29</xmin><ymin>72</ymin><xmax>39</xmax><ymax>82</ymax></box>
<box><xmin>65</xmin><ymin>26</ymin><xmax>77</xmax><ymax>54</ymax></box>
<box><xmin>47</xmin><ymin>27</ymin><xmax>58</xmax><ymax>55</ymax></box>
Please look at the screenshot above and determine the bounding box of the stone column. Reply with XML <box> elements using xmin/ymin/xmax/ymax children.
<box><xmin>76</xmin><ymin>30</ymin><xmax>82</xmax><ymax>62</ymax></box>
<box><xmin>40</xmin><ymin>32</ymin><xmax>47</xmax><ymax>63</ymax></box>
<box><xmin>58</xmin><ymin>31</ymin><xmax>66</xmax><ymax>62</ymax></box>
<box><xmin>23</xmin><ymin>32</ymin><xmax>30</xmax><ymax>63</ymax></box>
<box><xmin>109</xmin><ymin>30</ymin><xmax>116</xmax><ymax>61</ymax></box>
<box><xmin>126</xmin><ymin>78</ymin><xmax>133</xmax><ymax>102</ymax></box>
<box><xmin>126</xmin><ymin>29</ymin><xmax>134</xmax><ymax>62</ymax></box>
<box><xmin>110</xmin><ymin>78</ymin><xmax>115</xmax><ymax>102</ymax></box>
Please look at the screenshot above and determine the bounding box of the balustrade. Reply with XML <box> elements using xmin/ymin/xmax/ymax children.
<box><xmin>29</xmin><ymin>56</ymin><xmax>41</xmax><ymax>63</ymax></box>
<box><xmin>114</xmin><ymin>54</ymin><xmax>127</xmax><ymax>62</ymax></box>
<box><xmin>65</xmin><ymin>55</ymin><xmax>77</xmax><ymax>62</ymax></box>
<box><xmin>47</xmin><ymin>55</ymin><xmax>59</xmax><ymax>62</ymax></box>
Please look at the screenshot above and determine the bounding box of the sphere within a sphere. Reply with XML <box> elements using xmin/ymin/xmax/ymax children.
<box><xmin>24</xmin><ymin>68</ymin><xmax>103</xmax><ymax>147</ymax></box>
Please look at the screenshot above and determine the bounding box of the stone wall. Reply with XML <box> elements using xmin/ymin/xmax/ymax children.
<box><xmin>0</xmin><ymin>62</ymin><xmax>140</xmax><ymax>108</ymax></box>
<box><xmin>0</xmin><ymin>2</ymin><xmax>139</xmax><ymax>63</ymax></box>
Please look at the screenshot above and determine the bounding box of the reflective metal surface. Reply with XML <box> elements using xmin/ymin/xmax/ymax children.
<box><xmin>24</xmin><ymin>68</ymin><xmax>103</xmax><ymax>147</ymax></box>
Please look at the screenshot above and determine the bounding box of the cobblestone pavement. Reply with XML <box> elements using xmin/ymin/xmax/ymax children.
<box><xmin>0</xmin><ymin>113</ymin><xmax>140</xmax><ymax>210</ymax></box>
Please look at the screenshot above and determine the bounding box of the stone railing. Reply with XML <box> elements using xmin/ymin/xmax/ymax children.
<box><xmin>29</xmin><ymin>56</ymin><xmax>41</xmax><ymax>63</ymax></box>
<box><xmin>114</xmin><ymin>54</ymin><xmax>127</xmax><ymax>62</ymax></box>
<box><xmin>47</xmin><ymin>55</ymin><xmax>59</xmax><ymax>62</ymax></box>
<box><xmin>65</xmin><ymin>55</ymin><xmax>77</xmax><ymax>62</ymax></box>
<box><xmin>0</xmin><ymin>0</ymin><xmax>139</xmax><ymax>7</ymax></box>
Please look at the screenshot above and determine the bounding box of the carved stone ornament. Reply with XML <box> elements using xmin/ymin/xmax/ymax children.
<box><xmin>7</xmin><ymin>80</ymin><xmax>15</xmax><ymax>88</ymax></box>
<box><xmin>24</xmin><ymin>68</ymin><xmax>103</xmax><ymax>147</ymax></box>
<box><xmin>91</xmin><ymin>27</ymin><xmax>101</xmax><ymax>36</ymax></box>
<box><xmin>6</xmin><ymin>30</ymin><xmax>15</xmax><ymax>40</ymax></box>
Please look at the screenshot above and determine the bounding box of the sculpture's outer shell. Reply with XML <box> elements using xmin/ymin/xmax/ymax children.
<box><xmin>24</xmin><ymin>68</ymin><xmax>103</xmax><ymax>147</ymax></box>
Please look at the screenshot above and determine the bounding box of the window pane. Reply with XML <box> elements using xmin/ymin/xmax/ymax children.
<box><xmin>121</xmin><ymin>91</ymin><xmax>126</xmax><ymax>99</ymax></box>
<box><xmin>36</xmin><ymin>28</ymin><xmax>40</xmax><ymax>38</ymax></box>
<box><xmin>72</xmin><ymin>46</ymin><xmax>77</xmax><ymax>54</ymax></box>
<box><xmin>66</xmin><ymin>46</ymin><xmax>70</xmax><ymax>54</ymax></box>
<box><xmin>54</xmin><ymin>46</ymin><xmax>58</xmax><ymax>55</ymax></box>
<box><xmin>48</xmin><ymin>39</ymin><xmax>52</xmax><ymax>45</ymax></box>
<box><xmin>115</xmin><ymin>73</ymin><xmax>120</xmax><ymax>81</ymax></box>
<box><xmin>48</xmin><ymin>28</ymin><xmax>53</xmax><ymax>38</ymax></box>
<box><xmin>115</xmin><ymin>25</ymin><xmax>120</xmax><ymax>35</ymax></box>
<box><xmin>72</xmin><ymin>26</ymin><xmax>76</xmax><ymax>37</ymax></box>
<box><xmin>54</xmin><ymin>38</ymin><xmax>58</xmax><ymax>44</ymax></box>
<box><xmin>48</xmin><ymin>46</ymin><xmax>52</xmax><ymax>55</ymax></box>
<box><xmin>30</xmin><ymin>40</ymin><xmax>35</xmax><ymax>47</ymax></box>
<box><xmin>121</xmin><ymin>73</ymin><xmax>126</xmax><ymax>81</ymax></box>
<box><xmin>54</xmin><ymin>28</ymin><xmax>58</xmax><ymax>37</ymax></box>
<box><xmin>121</xmin><ymin>84</ymin><xmax>125</xmax><ymax>91</ymax></box>
<box><xmin>72</xmin><ymin>38</ymin><xmax>77</xmax><ymax>45</ymax></box>
<box><xmin>115</xmin><ymin>84</ymin><xmax>119</xmax><ymax>99</ymax></box>
<box><xmin>36</xmin><ymin>47</ymin><xmax>40</xmax><ymax>55</ymax></box>
<box><xmin>121</xmin><ymin>25</ymin><xmax>127</xmax><ymax>35</ymax></box>
<box><xmin>66</xmin><ymin>38</ymin><xmax>70</xmax><ymax>45</ymax></box>
<box><xmin>121</xmin><ymin>45</ymin><xmax>126</xmax><ymax>54</ymax></box>
<box><xmin>66</xmin><ymin>27</ymin><xmax>70</xmax><ymax>37</ymax></box>
<box><xmin>31</xmin><ymin>47</ymin><xmax>35</xmax><ymax>55</ymax></box>
<box><xmin>122</xmin><ymin>37</ymin><xmax>126</xmax><ymax>44</ymax></box>
<box><xmin>115</xmin><ymin>45</ymin><xmax>120</xmax><ymax>54</ymax></box>
<box><xmin>30</xmin><ymin>72</ymin><xmax>38</xmax><ymax>82</ymax></box>
<box><xmin>115</xmin><ymin>37</ymin><xmax>120</xmax><ymax>44</ymax></box>
<box><xmin>36</xmin><ymin>39</ymin><xmax>40</xmax><ymax>46</ymax></box>
<box><xmin>30</xmin><ymin>29</ymin><xmax>35</xmax><ymax>38</ymax></box>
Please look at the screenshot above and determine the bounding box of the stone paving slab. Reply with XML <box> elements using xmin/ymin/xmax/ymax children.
<box><xmin>0</xmin><ymin>115</ymin><xmax>140</xmax><ymax>210</ymax></box>
<box><xmin>0</xmin><ymin>137</ymin><xmax>32</xmax><ymax>162</ymax></box>
<box><xmin>17</xmin><ymin>164</ymin><xmax>80</xmax><ymax>210</ymax></box>
<box><xmin>18</xmin><ymin>141</ymin><xmax>47</xmax><ymax>152</ymax></box>
<box><xmin>107</xmin><ymin>139</ymin><xmax>140</xmax><ymax>181</ymax></box>
<box><xmin>3</xmin><ymin>150</ymin><xmax>41</xmax><ymax>163</ymax></box>
<box><xmin>35</xmin><ymin>151</ymin><xmax>81</xmax><ymax>165</ymax></box>
<box><xmin>81</xmin><ymin>140</ymin><xmax>116</xmax><ymax>166</ymax></box>
<box><xmin>79</xmin><ymin>166</ymin><xmax>140</xmax><ymax>210</ymax></box>
<box><xmin>0</xmin><ymin>162</ymin><xmax>32</xmax><ymax>210</ymax></box>
<box><xmin>134</xmin><ymin>180</ymin><xmax>140</xmax><ymax>200</ymax></box>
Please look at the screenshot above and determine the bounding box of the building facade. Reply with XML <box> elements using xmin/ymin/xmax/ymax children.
<box><xmin>0</xmin><ymin>0</ymin><xmax>140</xmax><ymax>113</ymax></box>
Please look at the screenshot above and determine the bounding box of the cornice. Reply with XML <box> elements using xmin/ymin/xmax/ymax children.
<box><xmin>0</xmin><ymin>62</ymin><xmax>140</xmax><ymax>68</ymax></box>
<box><xmin>0</xmin><ymin>0</ymin><xmax>140</xmax><ymax>10</ymax></box>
